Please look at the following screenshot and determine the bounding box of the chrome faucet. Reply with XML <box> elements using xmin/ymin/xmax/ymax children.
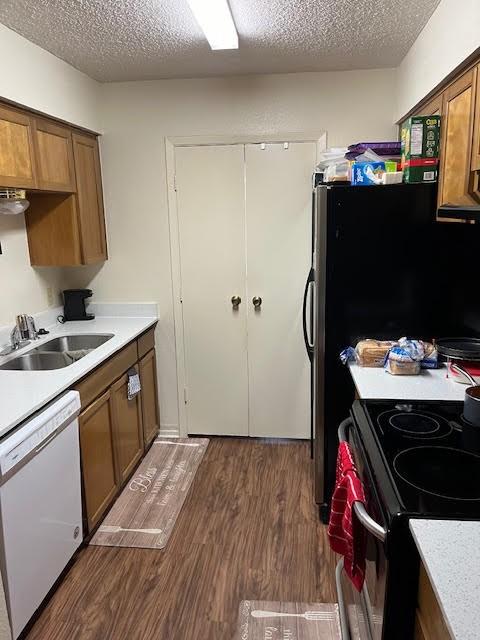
<box><xmin>15</xmin><ymin>315</ymin><xmax>38</xmax><ymax>342</ymax></box>
<box><xmin>0</xmin><ymin>315</ymin><xmax>37</xmax><ymax>357</ymax></box>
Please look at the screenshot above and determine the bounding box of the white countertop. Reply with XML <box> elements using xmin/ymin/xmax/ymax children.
<box><xmin>410</xmin><ymin>519</ymin><xmax>480</xmax><ymax>640</ymax></box>
<box><xmin>349</xmin><ymin>363</ymin><xmax>466</xmax><ymax>401</ymax></box>
<box><xmin>0</xmin><ymin>305</ymin><xmax>157</xmax><ymax>438</ymax></box>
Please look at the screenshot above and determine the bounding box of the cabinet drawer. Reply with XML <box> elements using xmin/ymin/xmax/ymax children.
<box><xmin>75</xmin><ymin>341</ymin><xmax>137</xmax><ymax>409</ymax></box>
<box><xmin>137</xmin><ymin>327</ymin><xmax>156</xmax><ymax>359</ymax></box>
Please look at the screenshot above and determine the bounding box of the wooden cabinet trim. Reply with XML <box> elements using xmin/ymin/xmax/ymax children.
<box><xmin>471</xmin><ymin>63</ymin><xmax>480</xmax><ymax>173</ymax></box>
<box><xmin>137</xmin><ymin>327</ymin><xmax>156</xmax><ymax>360</ymax></box>
<box><xmin>0</xmin><ymin>104</ymin><xmax>37</xmax><ymax>189</ymax></box>
<box><xmin>415</xmin><ymin>94</ymin><xmax>443</xmax><ymax>116</ymax></box>
<box><xmin>75</xmin><ymin>342</ymin><xmax>138</xmax><ymax>409</ymax></box>
<box><xmin>139</xmin><ymin>348</ymin><xmax>160</xmax><ymax>447</ymax></box>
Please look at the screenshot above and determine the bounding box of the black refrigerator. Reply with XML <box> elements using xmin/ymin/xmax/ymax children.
<box><xmin>305</xmin><ymin>181</ymin><xmax>455</xmax><ymax>522</ymax></box>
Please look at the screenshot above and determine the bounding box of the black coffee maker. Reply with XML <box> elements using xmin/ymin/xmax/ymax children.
<box><xmin>62</xmin><ymin>289</ymin><xmax>95</xmax><ymax>321</ymax></box>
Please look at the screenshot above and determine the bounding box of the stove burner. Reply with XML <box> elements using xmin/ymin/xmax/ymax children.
<box><xmin>394</xmin><ymin>446</ymin><xmax>480</xmax><ymax>501</ymax></box>
<box><xmin>389</xmin><ymin>412</ymin><xmax>440</xmax><ymax>435</ymax></box>
<box><xmin>378</xmin><ymin>410</ymin><xmax>452</xmax><ymax>439</ymax></box>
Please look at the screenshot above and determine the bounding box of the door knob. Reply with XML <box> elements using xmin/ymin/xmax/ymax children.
<box><xmin>252</xmin><ymin>296</ymin><xmax>262</xmax><ymax>308</ymax></box>
<box><xmin>231</xmin><ymin>295</ymin><xmax>241</xmax><ymax>309</ymax></box>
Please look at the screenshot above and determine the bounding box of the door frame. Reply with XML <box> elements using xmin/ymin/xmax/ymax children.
<box><xmin>165</xmin><ymin>131</ymin><xmax>327</xmax><ymax>437</ymax></box>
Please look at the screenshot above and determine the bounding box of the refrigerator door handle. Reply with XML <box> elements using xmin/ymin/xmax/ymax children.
<box><xmin>302</xmin><ymin>268</ymin><xmax>315</xmax><ymax>360</ymax></box>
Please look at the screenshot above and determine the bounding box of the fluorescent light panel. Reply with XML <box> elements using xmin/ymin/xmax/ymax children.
<box><xmin>187</xmin><ymin>0</ymin><xmax>239</xmax><ymax>50</ymax></box>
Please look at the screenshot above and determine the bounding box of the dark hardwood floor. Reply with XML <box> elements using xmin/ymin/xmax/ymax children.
<box><xmin>26</xmin><ymin>438</ymin><xmax>336</xmax><ymax>639</ymax></box>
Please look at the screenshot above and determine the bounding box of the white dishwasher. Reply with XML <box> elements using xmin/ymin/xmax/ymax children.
<box><xmin>0</xmin><ymin>391</ymin><xmax>83</xmax><ymax>639</ymax></box>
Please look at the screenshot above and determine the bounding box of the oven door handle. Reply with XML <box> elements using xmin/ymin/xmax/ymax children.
<box><xmin>335</xmin><ymin>558</ymin><xmax>351</xmax><ymax>640</ymax></box>
<box><xmin>338</xmin><ymin>417</ymin><xmax>387</xmax><ymax>542</ymax></box>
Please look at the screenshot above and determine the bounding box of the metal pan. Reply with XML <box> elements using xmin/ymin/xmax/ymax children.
<box><xmin>436</xmin><ymin>337</ymin><xmax>480</xmax><ymax>362</ymax></box>
<box><xmin>452</xmin><ymin>362</ymin><xmax>480</xmax><ymax>417</ymax></box>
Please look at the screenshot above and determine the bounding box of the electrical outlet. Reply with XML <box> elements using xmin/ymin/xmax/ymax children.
<box><xmin>46</xmin><ymin>287</ymin><xmax>55</xmax><ymax>307</ymax></box>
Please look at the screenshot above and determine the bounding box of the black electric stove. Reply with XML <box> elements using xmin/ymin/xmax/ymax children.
<box><xmin>353</xmin><ymin>399</ymin><xmax>480</xmax><ymax>520</ymax></box>
<box><xmin>344</xmin><ymin>399</ymin><xmax>480</xmax><ymax>640</ymax></box>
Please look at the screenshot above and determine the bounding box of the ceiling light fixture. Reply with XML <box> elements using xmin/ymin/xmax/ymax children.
<box><xmin>186</xmin><ymin>0</ymin><xmax>239</xmax><ymax>50</ymax></box>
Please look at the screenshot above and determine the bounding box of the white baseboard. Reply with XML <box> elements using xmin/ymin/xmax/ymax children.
<box><xmin>158</xmin><ymin>425</ymin><xmax>180</xmax><ymax>438</ymax></box>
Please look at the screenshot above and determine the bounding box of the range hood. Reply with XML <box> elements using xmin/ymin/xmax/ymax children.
<box><xmin>0</xmin><ymin>189</ymin><xmax>30</xmax><ymax>215</ymax></box>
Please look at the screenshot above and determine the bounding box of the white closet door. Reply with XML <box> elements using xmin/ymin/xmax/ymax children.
<box><xmin>175</xmin><ymin>145</ymin><xmax>248</xmax><ymax>436</ymax></box>
<box><xmin>245</xmin><ymin>142</ymin><xmax>316</xmax><ymax>438</ymax></box>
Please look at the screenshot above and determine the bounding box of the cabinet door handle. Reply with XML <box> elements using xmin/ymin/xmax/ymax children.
<box><xmin>252</xmin><ymin>296</ymin><xmax>262</xmax><ymax>308</ymax></box>
<box><xmin>231</xmin><ymin>295</ymin><xmax>241</xmax><ymax>309</ymax></box>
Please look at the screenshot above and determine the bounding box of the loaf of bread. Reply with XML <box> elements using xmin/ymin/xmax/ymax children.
<box><xmin>356</xmin><ymin>339</ymin><xmax>397</xmax><ymax>367</ymax></box>
<box><xmin>385</xmin><ymin>338</ymin><xmax>424</xmax><ymax>375</ymax></box>
<box><xmin>387</xmin><ymin>359</ymin><xmax>421</xmax><ymax>375</ymax></box>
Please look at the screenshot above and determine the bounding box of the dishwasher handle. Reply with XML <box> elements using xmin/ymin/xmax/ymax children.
<box><xmin>337</xmin><ymin>417</ymin><xmax>387</xmax><ymax>542</ymax></box>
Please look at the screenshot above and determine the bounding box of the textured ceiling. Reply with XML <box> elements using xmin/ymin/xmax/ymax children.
<box><xmin>0</xmin><ymin>0</ymin><xmax>441</xmax><ymax>81</ymax></box>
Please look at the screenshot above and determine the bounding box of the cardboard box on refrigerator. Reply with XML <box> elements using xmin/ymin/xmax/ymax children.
<box><xmin>401</xmin><ymin>116</ymin><xmax>441</xmax><ymax>183</ymax></box>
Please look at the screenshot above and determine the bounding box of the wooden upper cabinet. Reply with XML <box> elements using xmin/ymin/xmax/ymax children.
<box><xmin>111</xmin><ymin>368</ymin><xmax>144</xmax><ymax>485</ymax></box>
<box><xmin>72</xmin><ymin>133</ymin><xmax>108</xmax><ymax>264</ymax></box>
<box><xmin>139</xmin><ymin>349</ymin><xmax>160</xmax><ymax>448</ymax></box>
<box><xmin>0</xmin><ymin>105</ymin><xmax>37</xmax><ymax>189</ymax></box>
<box><xmin>470</xmin><ymin>63</ymin><xmax>480</xmax><ymax>201</ymax></box>
<box><xmin>32</xmin><ymin>118</ymin><xmax>76</xmax><ymax>192</ymax></box>
<box><xmin>438</xmin><ymin>67</ymin><xmax>478</xmax><ymax>207</ymax></box>
<box><xmin>25</xmin><ymin>133</ymin><xmax>108</xmax><ymax>266</ymax></box>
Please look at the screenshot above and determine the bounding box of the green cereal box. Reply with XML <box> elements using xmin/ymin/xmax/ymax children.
<box><xmin>401</xmin><ymin>115</ymin><xmax>441</xmax><ymax>183</ymax></box>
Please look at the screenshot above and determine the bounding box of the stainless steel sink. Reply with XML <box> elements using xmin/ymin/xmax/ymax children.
<box><xmin>0</xmin><ymin>334</ymin><xmax>114</xmax><ymax>370</ymax></box>
<box><xmin>0</xmin><ymin>352</ymin><xmax>73</xmax><ymax>371</ymax></box>
<box><xmin>33</xmin><ymin>334</ymin><xmax>113</xmax><ymax>353</ymax></box>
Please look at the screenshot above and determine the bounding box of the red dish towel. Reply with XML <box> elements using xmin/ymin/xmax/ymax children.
<box><xmin>327</xmin><ymin>442</ymin><xmax>367</xmax><ymax>592</ymax></box>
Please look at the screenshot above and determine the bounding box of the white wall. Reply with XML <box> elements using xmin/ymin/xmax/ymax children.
<box><xmin>0</xmin><ymin>215</ymin><xmax>66</xmax><ymax>325</ymax></box>
<box><xmin>0</xmin><ymin>24</ymin><xmax>100</xmax><ymax>131</ymax></box>
<box><xmin>63</xmin><ymin>69</ymin><xmax>397</xmax><ymax>433</ymax></box>
<box><xmin>395</xmin><ymin>0</ymin><xmax>480</xmax><ymax>120</ymax></box>
<box><xmin>0</xmin><ymin>26</ymin><xmax>101</xmax><ymax>327</ymax></box>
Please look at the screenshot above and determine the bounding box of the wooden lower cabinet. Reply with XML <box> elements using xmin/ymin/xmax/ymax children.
<box><xmin>79</xmin><ymin>390</ymin><xmax>118</xmax><ymax>531</ymax></box>
<box><xmin>414</xmin><ymin>563</ymin><xmax>452</xmax><ymax>640</ymax></box>
<box><xmin>111</xmin><ymin>367</ymin><xmax>144</xmax><ymax>484</ymax></box>
<box><xmin>78</xmin><ymin>331</ymin><xmax>160</xmax><ymax>534</ymax></box>
<box><xmin>139</xmin><ymin>349</ymin><xmax>160</xmax><ymax>447</ymax></box>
